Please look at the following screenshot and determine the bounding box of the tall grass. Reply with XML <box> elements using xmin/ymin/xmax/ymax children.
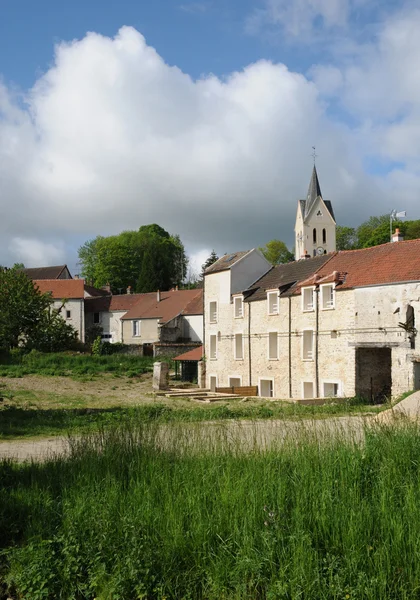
<box><xmin>2</xmin><ymin>421</ymin><xmax>420</xmax><ymax>599</ymax></box>
<box><xmin>0</xmin><ymin>351</ymin><xmax>158</xmax><ymax>378</ymax></box>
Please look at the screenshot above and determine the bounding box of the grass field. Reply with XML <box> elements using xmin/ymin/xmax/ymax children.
<box><xmin>1</xmin><ymin>420</ymin><xmax>420</xmax><ymax>599</ymax></box>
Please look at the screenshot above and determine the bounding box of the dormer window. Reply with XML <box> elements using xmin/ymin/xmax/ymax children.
<box><xmin>233</xmin><ymin>296</ymin><xmax>244</xmax><ymax>318</ymax></box>
<box><xmin>302</xmin><ymin>287</ymin><xmax>315</xmax><ymax>312</ymax></box>
<box><xmin>267</xmin><ymin>291</ymin><xmax>279</xmax><ymax>315</ymax></box>
<box><xmin>320</xmin><ymin>284</ymin><xmax>335</xmax><ymax>310</ymax></box>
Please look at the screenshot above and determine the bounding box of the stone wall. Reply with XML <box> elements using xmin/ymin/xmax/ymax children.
<box><xmin>205</xmin><ymin>273</ymin><xmax>420</xmax><ymax>400</ymax></box>
<box><xmin>154</xmin><ymin>342</ymin><xmax>202</xmax><ymax>358</ymax></box>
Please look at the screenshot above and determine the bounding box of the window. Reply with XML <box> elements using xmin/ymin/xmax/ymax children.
<box><xmin>302</xmin><ymin>330</ymin><xmax>314</xmax><ymax>360</ymax></box>
<box><xmin>302</xmin><ymin>287</ymin><xmax>315</xmax><ymax>312</ymax></box>
<box><xmin>267</xmin><ymin>291</ymin><xmax>279</xmax><ymax>315</ymax></box>
<box><xmin>101</xmin><ymin>333</ymin><xmax>113</xmax><ymax>341</ymax></box>
<box><xmin>234</xmin><ymin>333</ymin><xmax>244</xmax><ymax>360</ymax></box>
<box><xmin>316</xmin><ymin>210</ymin><xmax>323</xmax><ymax>218</ymax></box>
<box><xmin>313</xmin><ymin>228</ymin><xmax>317</xmax><ymax>244</ymax></box>
<box><xmin>322</xmin><ymin>228</ymin><xmax>327</xmax><ymax>244</ymax></box>
<box><xmin>303</xmin><ymin>381</ymin><xmax>314</xmax><ymax>399</ymax></box>
<box><xmin>259</xmin><ymin>379</ymin><xmax>274</xmax><ymax>398</ymax></box>
<box><xmin>93</xmin><ymin>312</ymin><xmax>100</xmax><ymax>324</ymax></box>
<box><xmin>268</xmin><ymin>331</ymin><xmax>278</xmax><ymax>360</ymax></box>
<box><xmin>234</xmin><ymin>296</ymin><xmax>244</xmax><ymax>318</ymax></box>
<box><xmin>210</xmin><ymin>335</ymin><xmax>217</xmax><ymax>360</ymax></box>
<box><xmin>133</xmin><ymin>320</ymin><xmax>141</xmax><ymax>336</ymax></box>
<box><xmin>229</xmin><ymin>377</ymin><xmax>241</xmax><ymax>387</ymax></box>
<box><xmin>321</xmin><ymin>284</ymin><xmax>335</xmax><ymax>310</ymax></box>
<box><xmin>209</xmin><ymin>301</ymin><xmax>217</xmax><ymax>323</ymax></box>
<box><xmin>66</xmin><ymin>310</ymin><xmax>71</xmax><ymax>319</ymax></box>
<box><xmin>323</xmin><ymin>382</ymin><xmax>340</xmax><ymax>398</ymax></box>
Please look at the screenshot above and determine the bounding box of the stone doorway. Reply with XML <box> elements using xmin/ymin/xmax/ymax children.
<box><xmin>355</xmin><ymin>347</ymin><xmax>392</xmax><ymax>402</ymax></box>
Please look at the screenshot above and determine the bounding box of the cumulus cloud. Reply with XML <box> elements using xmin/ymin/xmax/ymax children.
<box><xmin>0</xmin><ymin>15</ymin><xmax>419</xmax><ymax>269</ymax></box>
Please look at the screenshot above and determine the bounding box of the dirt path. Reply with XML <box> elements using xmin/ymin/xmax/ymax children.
<box><xmin>0</xmin><ymin>416</ymin><xmax>368</xmax><ymax>462</ymax></box>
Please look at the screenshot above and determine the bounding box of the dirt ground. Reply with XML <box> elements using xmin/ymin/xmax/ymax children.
<box><xmin>0</xmin><ymin>373</ymin><xmax>158</xmax><ymax>408</ymax></box>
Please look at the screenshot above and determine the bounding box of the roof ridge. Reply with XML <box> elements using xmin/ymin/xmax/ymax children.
<box><xmin>337</xmin><ymin>238</ymin><xmax>420</xmax><ymax>254</ymax></box>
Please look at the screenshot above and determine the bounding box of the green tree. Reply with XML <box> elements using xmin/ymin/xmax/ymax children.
<box><xmin>201</xmin><ymin>250</ymin><xmax>219</xmax><ymax>277</ymax></box>
<box><xmin>78</xmin><ymin>224</ymin><xmax>188</xmax><ymax>293</ymax></box>
<box><xmin>0</xmin><ymin>268</ymin><xmax>77</xmax><ymax>352</ymax></box>
<box><xmin>26</xmin><ymin>304</ymin><xmax>78</xmax><ymax>352</ymax></box>
<box><xmin>336</xmin><ymin>226</ymin><xmax>357</xmax><ymax>250</ymax></box>
<box><xmin>356</xmin><ymin>214</ymin><xmax>390</xmax><ymax>248</ymax></box>
<box><xmin>259</xmin><ymin>240</ymin><xmax>294</xmax><ymax>265</ymax></box>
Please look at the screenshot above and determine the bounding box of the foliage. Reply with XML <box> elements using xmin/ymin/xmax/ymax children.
<box><xmin>78</xmin><ymin>224</ymin><xmax>188</xmax><ymax>293</ymax></box>
<box><xmin>336</xmin><ymin>225</ymin><xmax>357</xmax><ymax>250</ymax></box>
<box><xmin>85</xmin><ymin>324</ymin><xmax>103</xmax><ymax>347</ymax></box>
<box><xmin>259</xmin><ymin>239</ymin><xmax>294</xmax><ymax>264</ymax></box>
<box><xmin>91</xmin><ymin>336</ymin><xmax>102</xmax><ymax>356</ymax></box>
<box><xmin>201</xmin><ymin>250</ymin><xmax>219</xmax><ymax>276</ymax></box>
<box><xmin>3</xmin><ymin>423</ymin><xmax>420</xmax><ymax>598</ymax></box>
<box><xmin>355</xmin><ymin>214</ymin><xmax>390</xmax><ymax>248</ymax></box>
<box><xmin>0</xmin><ymin>267</ymin><xmax>77</xmax><ymax>352</ymax></box>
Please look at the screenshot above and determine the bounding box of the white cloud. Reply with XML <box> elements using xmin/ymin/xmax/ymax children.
<box><xmin>0</xmin><ymin>17</ymin><xmax>420</xmax><ymax>270</ymax></box>
<box><xmin>8</xmin><ymin>238</ymin><xmax>66</xmax><ymax>267</ymax></box>
<box><xmin>246</xmin><ymin>0</ymin><xmax>352</xmax><ymax>38</ymax></box>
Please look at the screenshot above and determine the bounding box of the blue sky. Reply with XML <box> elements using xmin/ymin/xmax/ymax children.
<box><xmin>0</xmin><ymin>0</ymin><xmax>419</xmax><ymax>273</ymax></box>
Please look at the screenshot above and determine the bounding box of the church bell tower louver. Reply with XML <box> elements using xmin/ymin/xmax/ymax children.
<box><xmin>294</xmin><ymin>166</ymin><xmax>336</xmax><ymax>260</ymax></box>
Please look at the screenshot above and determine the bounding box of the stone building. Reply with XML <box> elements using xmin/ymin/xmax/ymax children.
<box><xmin>204</xmin><ymin>240</ymin><xmax>420</xmax><ymax>400</ymax></box>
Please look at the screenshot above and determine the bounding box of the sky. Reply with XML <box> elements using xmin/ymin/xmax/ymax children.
<box><xmin>1</xmin><ymin>0</ymin><xmax>420</xmax><ymax>277</ymax></box>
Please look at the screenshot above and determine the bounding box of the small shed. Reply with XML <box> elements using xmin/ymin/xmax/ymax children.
<box><xmin>174</xmin><ymin>345</ymin><xmax>203</xmax><ymax>382</ymax></box>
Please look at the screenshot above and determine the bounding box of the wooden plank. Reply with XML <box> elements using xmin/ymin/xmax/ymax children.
<box><xmin>233</xmin><ymin>386</ymin><xmax>258</xmax><ymax>397</ymax></box>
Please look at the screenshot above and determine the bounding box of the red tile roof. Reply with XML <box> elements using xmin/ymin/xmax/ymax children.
<box><xmin>23</xmin><ymin>265</ymin><xmax>71</xmax><ymax>279</ymax></box>
<box><xmin>174</xmin><ymin>346</ymin><xmax>203</xmax><ymax>361</ymax></box>
<box><xmin>314</xmin><ymin>240</ymin><xmax>420</xmax><ymax>290</ymax></box>
<box><xmin>34</xmin><ymin>279</ymin><xmax>85</xmax><ymax>299</ymax></box>
<box><xmin>122</xmin><ymin>289</ymin><xmax>203</xmax><ymax>323</ymax></box>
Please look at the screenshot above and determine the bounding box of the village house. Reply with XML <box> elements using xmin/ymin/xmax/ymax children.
<box><xmin>204</xmin><ymin>167</ymin><xmax>420</xmax><ymax>400</ymax></box>
<box><xmin>34</xmin><ymin>279</ymin><xmax>87</xmax><ymax>343</ymax></box>
<box><xmin>85</xmin><ymin>288</ymin><xmax>203</xmax><ymax>355</ymax></box>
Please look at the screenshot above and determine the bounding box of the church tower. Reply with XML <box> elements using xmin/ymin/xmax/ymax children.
<box><xmin>294</xmin><ymin>166</ymin><xmax>336</xmax><ymax>260</ymax></box>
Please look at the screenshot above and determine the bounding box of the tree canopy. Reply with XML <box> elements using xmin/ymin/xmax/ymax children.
<box><xmin>260</xmin><ymin>240</ymin><xmax>294</xmax><ymax>265</ymax></box>
<box><xmin>0</xmin><ymin>268</ymin><xmax>77</xmax><ymax>352</ymax></box>
<box><xmin>336</xmin><ymin>215</ymin><xmax>420</xmax><ymax>250</ymax></box>
<box><xmin>78</xmin><ymin>224</ymin><xmax>188</xmax><ymax>293</ymax></box>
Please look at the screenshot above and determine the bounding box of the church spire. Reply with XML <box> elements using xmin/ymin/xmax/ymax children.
<box><xmin>305</xmin><ymin>165</ymin><xmax>322</xmax><ymax>219</ymax></box>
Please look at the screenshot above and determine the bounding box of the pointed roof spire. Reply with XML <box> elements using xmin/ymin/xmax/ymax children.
<box><xmin>305</xmin><ymin>165</ymin><xmax>322</xmax><ymax>219</ymax></box>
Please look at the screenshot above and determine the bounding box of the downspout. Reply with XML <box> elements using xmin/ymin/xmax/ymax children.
<box><xmin>248</xmin><ymin>301</ymin><xmax>252</xmax><ymax>386</ymax></box>
<box><xmin>315</xmin><ymin>288</ymin><xmax>320</xmax><ymax>398</ymax></box>
<box><xmin>203</xmin><ymin>273</ymin><xmax>206</xmax><ymax>385</ymax></box>
<box><xmin>288</xmin><ymin>296</ymin><xmax>292</xmax><ymax>399</ymax></box>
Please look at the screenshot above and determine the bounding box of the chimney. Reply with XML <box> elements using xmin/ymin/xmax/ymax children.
<box><xmin>333</xmin><ymin>271</ymin><xmax>340</xmax><ymax>283</ymax></box>
<box><xmin>157</xmin><ymin>289</ymin><xmax>161</xmax><ymax>302</ymax></box>
<box><xmin>126</xmin><ymin>286</ymin><xmax>131</xmax><ymax>295</ymax></box>
<box><xmin>101</xmin><ymin>283</ymin><xmax>111</xmax><ymax>293</ymax></box>
<box><xmin>303</xmin><ymin>250</ymin><xmax>311</xmax><ymax>260</ymax></box>
<box><xmin>392</xmin><ymin>228</ymin><xmax>403</xmax><ymax>243</ymax></box>
<box><xmin>175</xmin><ymin>285</ymin><xmax>178</xmax><ymax>291</ymax></box>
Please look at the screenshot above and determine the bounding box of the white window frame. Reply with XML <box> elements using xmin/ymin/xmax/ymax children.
<box><xmin>259</xmin><ymin>377</ymin><xmax>274</xmax><ymax>398</ymax></box>
<box><xmin>268</xmin><ymin>330</ymin><xmax>279</xmax><ymax>360</ymax></box>
<box><xmin>320</xmin><ymin>283</ymin><xmax>335</xmax><ymax>310</ymax></box>
<box><xmin>302</xmin><ymin>286</ymin><xmax>316</xmax><ymax>312</ymax></box>
<box><xmin>132</xmin><ymin>320</ymin><xmax>141</xmax><ymax>337</ymax></box>
<box><xmin>209</xmin><ymin>334</ymin><xmax>217</xmax><ymax>360</ymax></box>
<box><xmin>322</xmin><ymin>380</ymin><xmax>342</xmax><ymax>398</ymax></box>
<box><xmin>267</xmin><ymin>290</ymin><xmax>279</xmax><ymax>315</ymax></box>
<box><xmin>234</xmin><ymin>332</ymin><xmax>244</xmax><ymax>361</ymax></box>
<box><xmin>209</xmin><ymin>301</ymin><xmax>218</xmax><ymax>323</ymax></box>
<box><xmin>66</xmin><ymin>309</ymin><xmax>71</xmax><ymax>319</ymax></box>
<box><xmin>302</xmin><ymin>329</ymin><xmax>314</xmax><ymax>361</ymax></box>
<box><xmin>233</xmin><ymin>295</ymin><xmax>244</xmax><ymax>319</ymax></box>
<box><xmin>229</xmin><ymin>376</ymin><xmax>242</xmax><ymax>387</ymax></box>
<box><xmin>302</xmin><ymin>381</ymin><xmax>315</xmax><ymax>399</ymax></box>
